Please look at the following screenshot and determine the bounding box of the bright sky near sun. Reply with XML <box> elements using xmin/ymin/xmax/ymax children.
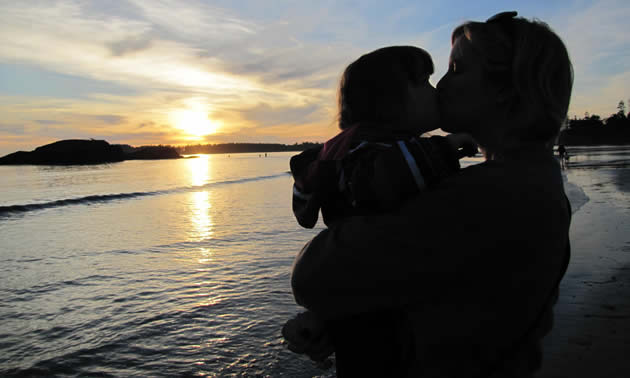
<box><xmin>0</xmin><ymin>0</ymin><xmax>629</xmax><ymax>155</ymax></box>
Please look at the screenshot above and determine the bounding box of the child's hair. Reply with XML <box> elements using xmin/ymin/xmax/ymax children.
<box><xmin>338</xmin><ymin>46</ymin><xmax>434</xmax><ymax>131</ymax></box>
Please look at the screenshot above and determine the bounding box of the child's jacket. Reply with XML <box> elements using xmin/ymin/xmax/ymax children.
<box><xmin>290</xmin><ymin>124</ymin><xmax>461</xmax><ymax>228</ymax></box>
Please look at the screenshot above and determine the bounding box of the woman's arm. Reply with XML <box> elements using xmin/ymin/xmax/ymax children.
<box><xmin>291</xmin><ymin>158</ymin><xmax>570</xmax><ymax>320</ymax></box>
<box><xmin>291</xmin><ymin>173</ymin><xmax>480</xmax><ymax>318</ymax></box>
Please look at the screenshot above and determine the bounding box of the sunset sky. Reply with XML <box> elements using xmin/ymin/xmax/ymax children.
<box><xmin>1</xmin><ymin>0</ymin><xmax>629</xmax><ymax>155</ymax></box>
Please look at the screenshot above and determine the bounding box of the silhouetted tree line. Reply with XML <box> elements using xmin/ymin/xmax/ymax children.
<box><xmin>559</xmin><ymin>100</ymin><xmax>630</xmax><ymax>145</ymax></box>
<box><xmin>177</xmin><ymin>142</ymin><xmax>323</xmax><ymax>155</ymax></box>
<box><xmin>120</xmin><ymin>144</ymin><xmax>182</xmax><ymax>160</ymax></box>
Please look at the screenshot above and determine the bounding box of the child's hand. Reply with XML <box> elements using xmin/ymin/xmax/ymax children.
<box><xmin>446</xmin><ymin>133</ymin><xmax>478</xmax><ymax>158</ymax></box>
<box><xmin>282</xmin><ymin>310</ymin><xmax>334</xmax><ymax>365</ymax></box>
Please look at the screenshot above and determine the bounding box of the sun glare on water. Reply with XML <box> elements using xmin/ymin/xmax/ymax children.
<box><xmin>170</xmin><ymin>102</ymin><xmax>220</xmax><ymax>139</ymax></box>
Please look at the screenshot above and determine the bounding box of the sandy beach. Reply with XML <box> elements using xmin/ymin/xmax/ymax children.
<box><xmin>539</xmin><ymin>147</ymin><xmax>630</xmax><ymax>377</ymax></box>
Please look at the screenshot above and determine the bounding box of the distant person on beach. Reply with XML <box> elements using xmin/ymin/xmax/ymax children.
<box><xmin>288</xmin><ymin>46</ymin><xmax>476</xmax><ymax>229</ymax></box>
<box><xmin>285</xmin><ymin>11</ymin><xmax>573</xmax><ymax>377</ymax></box>
<box><xmin>558</xmin><ymin>144</ymin><xmax>568</xmax><ymax>169</ymax></box>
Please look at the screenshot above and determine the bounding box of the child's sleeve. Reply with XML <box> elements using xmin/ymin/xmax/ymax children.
<box><xmin>290</xmin><ymin>148</ymin><xmax>322</xmax><ymax>228</ymax></box>
<box><xmin>338</xmin><ymin>136</ymin><xmax>462</xmax><ymax>212</ymax></box>
<box><xmin>405</xmin><ymin>135</ymin><xmax>462</xmax><ymax>188</ymax></box>
<box><xmin>292</xmin><ymin>185</ymin><xmax>321</xmax><ymax>229</ymax></box>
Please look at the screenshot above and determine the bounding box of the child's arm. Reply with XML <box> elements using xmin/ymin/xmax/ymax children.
<box><xmin>282</xmin><ymin>310</ymin><xmax>334</xmax><ymax>365</ymax></box>
<box><xmin>338</xmin><ymin>134</ymin><xmax>477</xmax><ymax>212</ymax></box>
<box><xmin>290</xmin><ymin>148</ymin><xmax>322</xmax><ymax>228</ymax></box>
<box><xmin>444</xmin><ymin>133</ymin><xmax>479</xmax><ymax>159</ymax></box>
<box><xmin>406</xmin><ymin>133</ymin><xmax>478</xmax><ymax>187</ymax></box>
<box><xmin>290</xmin><ymin>146</ymin><xmax>344</xmax><ymax>228</ymax></box>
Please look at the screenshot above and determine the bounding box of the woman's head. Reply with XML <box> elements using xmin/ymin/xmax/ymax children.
<box><xmin>437</xmin><ymin>12</ymin><xmax>573</xmax><ymax>154</ymax></box>
<box><xmin>338</xmin><ymin>46</ymin><xmax>439</xmax><ymax>133</ymax></box>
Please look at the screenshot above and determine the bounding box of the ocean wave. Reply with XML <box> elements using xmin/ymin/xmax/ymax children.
<box><xmin>563</xmin><ymin>172</ymin><xmax>589</xmax><ymax>214</ymax></box>
<box><xmin>0</xmin><ymin>172</ymin><xmax>289</xmax><ymax>217</ymax></box>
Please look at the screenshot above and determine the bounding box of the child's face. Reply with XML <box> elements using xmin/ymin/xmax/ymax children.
<box><xmin>404</xmin><ymin>78</ymin><xmax>440</xmax><ymax>133</ymax></box>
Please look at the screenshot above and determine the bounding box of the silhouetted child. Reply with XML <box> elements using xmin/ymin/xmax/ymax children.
<box><xmin>290</xmin><ymin>46</ymin><xmax>476</xmax><ymax>228</ymax></box>
<box><xmin>284</xmin><ymin>46</ymin><xmax>476</xmax><ymax>368</ymax></box>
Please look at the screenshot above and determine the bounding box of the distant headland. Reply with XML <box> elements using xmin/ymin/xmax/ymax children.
<box><xmin>0</xmin><ymin>139</ymin><xmax>181</xmax><ymax>165</ymax></box>
<box><xmin>0</xmin><ymin>139</ymin><xmax>323</xmax><ymax>165</ymax></box>
<box><xmin>177</xmin><ymin>142</ymin><xmax>322</xmax><ymax>155</ymax></box>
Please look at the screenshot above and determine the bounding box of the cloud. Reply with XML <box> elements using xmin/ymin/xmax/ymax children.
<box><xmin>35</xmin><ymin>120</ymin><xmax>64</xmax><ymax>125</ymax></box>
<box><xmin>130</xmin><ymin>0</ymin><xmax>256</xmax><ymax>41</ymax></box>
<box><xmin>31</xmin><ymin>114</ymin><xmax>124</xmax><ymax>127</ymax></box>
<box><xmin>0</xmin><ymin>2</ymin><xmax>258</xmax><ymax>93</ymax></box>
<box><xmin>0</xmin><ymin>1</ymin><xmax>364</xmax><ymax>96</ymax></box>
<box><xmin>108</xmin><ymin>34</ymin><xmax>153</xmax><ymax>57</ymax></box>
<box><xmin>104</xmin><ymin>130</ymin><xmax>175</xmax><ymax>146</ymax></box>
<box><xmin>135</xmin><ymin>121</ymin><xmax>156</xmax><ymax>129</ymax></box>
<box><xmin>0</xmin><ymin>123</ymin><xmax>26</xmax><ymax>135</ymax></box>
<box><xmin>92</xmin><ymin>115</ymin><xmax>126</xmax><ymax>125</ymax></box>
<box><xmin>239</xmin><ymin>102</ymin><xmax>329</xmax><ymax>128</ymax></box>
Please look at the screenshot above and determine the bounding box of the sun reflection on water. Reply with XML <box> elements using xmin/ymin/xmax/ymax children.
<box><xmin>191</xmin><ymin>192</ymin><xmax>213</xmax><ymax>242</ymax></box>
<box><xmin>187</xmin><ymin>155</ymin><xmax>214</xmax><ymax>245</ymax></box>
<box><xmin>188</xmin><ymin>155</ymin><xmax>210</xmax><ymax>187</ymax></box>
<box><xmin>184</xmin><ymin>155</ymin><xmax>219</xmax><ymax>309</ymax></box>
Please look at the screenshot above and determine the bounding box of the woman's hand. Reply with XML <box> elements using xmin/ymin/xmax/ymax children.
<box><xmin>445</xmin><ymin>133</ymin><xmax>479</xmax><ymax>158</ymax></box>
<box><xmin>282</xmin><ymin>310</ymin><xmax>334</xmax><ymax>366</ymax></box>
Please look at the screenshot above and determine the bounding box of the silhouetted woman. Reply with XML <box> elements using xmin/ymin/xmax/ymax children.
<box><xmin>290</xmin><ymin>11</ymin><xmax>573</xmax><ymax>377</ymax></box>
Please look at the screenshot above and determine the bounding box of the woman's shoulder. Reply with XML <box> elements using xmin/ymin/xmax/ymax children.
<box><xmin>454</xmin><ymin>153</ymin><xmax>562</xmax><ymax>184</ymax></box>
<box><xmin>425</xmin><ymin>155</ymin><xmax>565</xmax><ymax>215</ymax></box>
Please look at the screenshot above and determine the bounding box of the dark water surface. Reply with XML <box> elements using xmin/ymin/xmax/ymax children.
<box><xmin>1</xmin><ymin>153</ymin><xmax>330</xmax><ymax>377</ymax></box>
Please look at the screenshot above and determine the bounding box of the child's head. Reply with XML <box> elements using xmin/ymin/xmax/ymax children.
<box><xmin>338</xmin><ymin>46</ymin><xmax>439</xmax><ymax>134</ymax></box>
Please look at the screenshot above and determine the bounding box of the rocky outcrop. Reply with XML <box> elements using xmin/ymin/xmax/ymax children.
<box><xmin>0</xmin><ymin>140</ymin><xmax>182</xmax><ymax>165</ymax></box>
<box><xmin>0</xmin><ymin>140</ymin><xmax>124</xmax><ymax>165</ymax></box>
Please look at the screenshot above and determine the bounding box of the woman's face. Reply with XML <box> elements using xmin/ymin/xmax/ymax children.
<box><xmin>436</xmin><ymin>35</ymin><xmax>500</xmax><ymax>135</ymax></box>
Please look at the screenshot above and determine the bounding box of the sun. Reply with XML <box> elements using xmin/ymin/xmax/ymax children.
<box><xmin>170</xmin><ymin>104</ymin><xmax>220</xmax><ymax>139</ymax></box>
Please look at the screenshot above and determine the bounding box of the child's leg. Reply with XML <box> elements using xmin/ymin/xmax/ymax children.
<box><xmin>329</xmin><ymin>310</ymin><xmax>413</xmax><ymax>377</ymax></box>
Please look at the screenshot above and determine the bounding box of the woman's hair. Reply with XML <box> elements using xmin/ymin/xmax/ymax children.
<box><xmin>338</xmin><ymin>46</ymin><xmax>433</xmax><ymax>130</ymax></box>
<box><xmin>452</xmin><ymin>14</ymin><xmax>573</xmax><ymax>148</ymax></box>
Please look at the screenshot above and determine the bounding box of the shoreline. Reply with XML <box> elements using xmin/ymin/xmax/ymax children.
<box><xmin>539</xmin><ymin>162</ymin><xmax>630</xmax><ymax>377</ymax></box>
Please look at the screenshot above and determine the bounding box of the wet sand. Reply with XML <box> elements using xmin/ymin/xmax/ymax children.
<box><xmin>539</xmin><ymin>147</ymin><xmax>630</xmax><ymax>377</ymax></box>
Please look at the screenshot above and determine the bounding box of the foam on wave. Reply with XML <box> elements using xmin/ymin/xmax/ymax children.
<box><xmin>0</xmin><ymin>172</ymin><xmax>289</xmax><ymax>216</ymax></box>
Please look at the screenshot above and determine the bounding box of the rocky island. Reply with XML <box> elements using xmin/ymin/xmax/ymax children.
<box><xmin>0</xmin><ymin>139</ymin><xmax>182</xmax><ymax>165</ymax></box>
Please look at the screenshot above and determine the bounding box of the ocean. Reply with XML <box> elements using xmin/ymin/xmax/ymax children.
<box><xmin>1</xmin><ymin>147</ymin><xmax>626</xmax><ymax>377</ymax></box>
<box><xmin>0</xmin><ymin>152</ymin><xmax>330</xmax><ymax>377</ymax></box>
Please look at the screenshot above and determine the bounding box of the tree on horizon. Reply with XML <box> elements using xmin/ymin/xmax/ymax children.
<box><xmin>560</xmin><ymin>99</ymin><xmax>630</xmax><ymax>145</ymax></box>
<box><xmin>617</xmin><ymin>100</ymin><xmax>626</xmax><ymax>118</ymax></box>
